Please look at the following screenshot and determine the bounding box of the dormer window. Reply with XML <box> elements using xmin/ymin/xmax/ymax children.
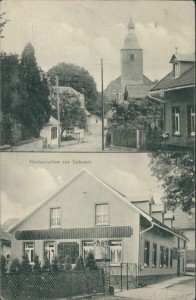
<box><xmin>174</xmin><ymin>63</ymin><xmax>180</xmax><ymax>78</ymax></box>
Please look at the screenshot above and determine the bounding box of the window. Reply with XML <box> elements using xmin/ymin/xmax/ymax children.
<box><xmin>152</xmin><ymin>243</ymin><xmax>157</xmax><ymax>267</ymax></box>
<box><xmin>24</xmin><ymin>242</ymin><xmax>34</xmax><ymax>264</ymax></box>
<box><xmin>170</xmin><ymin>249</ymin><xmax>173</xmax><ymax>268</ymax></box>
<box><xmin>165</xmin><ymin>248</ymin><xmax>169</xmax><ymax>267</ymax></box>
<box><xmin>82</xmin><ymin>241</ymin><xmax>94</xmax><ymax>260</ymax></box>
<box><xmin>110</xmin><ymin>241</ymin><xmax>122</xmax><ymax>264</ymax></box>
<box><xmin>172</xmin><ymin>107</ymin><xmax>180</xmax><ymax>135</ymax></box>
<box><xmin>187</xmin><ymin>106</ymin><xmax>195</xmax><ymax>136</ymax></box>
<box><xmin>160</xmin><ymin>246</ymin><xmax>164</xmax><ymax>268</ymax></box>
<box><xmin>95</xmin><ymin>203</ymin><xmax>109</xmax><ymax>225</ymax></box>
<box><xmin>130</xmin><ymin>54</ymin><xmax>134</xmax><ymax>61</ymax></box>
<box><xmin>51</xmin><ymin>127</ymin><xmax>57</xmax><ymax>140</ymax></box>
<box><xmin>44</xmin><ymin>241</ymin><xmax>55</xmax><ymax>263</ymax></box>
<box><xmin>174</xmin><ymin>63</ymin><xmax>180</xmax><ymax>77</ymax></box>
<box><xmin>144</xmin><ymin>241</ymin><xmax>150</xmax><ymax>267</ymax></box>
<box><xmin>50</xmin><ymin>208</ymin><xmax>61</xmax><ymax>228</ymax></box>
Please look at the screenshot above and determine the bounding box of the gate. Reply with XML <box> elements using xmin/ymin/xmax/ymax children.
<box><xmin>101</xmin><ymin>263</ymin><xmax>137</xmax><ymax>292</ymax></box>
<box><xmin>111</xmin><ymin>128</ymin><xmax>137</xmax><ymax>149</ymax></box>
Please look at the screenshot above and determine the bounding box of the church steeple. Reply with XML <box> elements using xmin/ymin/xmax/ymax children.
<box><xmin>123</xmin><ymin>16</ymin><xmax>140</xmax><ymax>49</ymax></box>
<box><xmin>127</xmin><ymin>17</ymin><xmax>135</xmax><ymax>32</ymax></box>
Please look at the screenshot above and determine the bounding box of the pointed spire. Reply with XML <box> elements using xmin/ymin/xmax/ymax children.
<box><xmin>127</xmin><ymin>17</ymin><xmax>135</xmax><ymax>31</ymax></box>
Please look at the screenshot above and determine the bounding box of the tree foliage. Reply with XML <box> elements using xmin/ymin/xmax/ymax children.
<box><xmin>109</xmin><ymin>97</ymin><xmax>163</xmax><ymax>130</ymax></box>
<box><xmin>50</xmin><ymin>89</ymin><xmax>86</xmax><ymax>136</ymax></box>
<box><xmin>10</xmin><ymin>258</ymin><xmax>21</xmax><ymax>273</ymax></box>
<box><xmin>47</xmin><ymin>63</ymin><xmax>98</xmax><ymax>112</ymax></box>
<box><xmin>21</xmin><ymin>253</ymin><xmax>32</xmax><ymax>272</ymax></box>
<box><xmin>149</xmin><ymin>152</ymin><xmax>195</xmax><ymax>212</ymax></box>
<box><xmin>0</xmin><ymin>12</ymin><xmax>9</xmax><ymax>38</ymax></box>
<box><xmin>33</xmin><ymin>254</ymin><xmax>41</xmax><ymax>273</ymax></box>
<box><xmin>85</xmin><ymin>251</ymin><xmax>98</xmax><ymax>270</ymax></box>
<box><xmin>18</xmin><ymin>43</ymin><xmax>51</xmax><ymax>138</ymax></box>
<box><xmin>74</xmin><ymin>256</ymin><xmax>85</xmax><ymax>271</ymax></box>
<box><xmin>0</xmin><ymin>255</ymin><xmax>7</xmax><ymax>274</ymax></box>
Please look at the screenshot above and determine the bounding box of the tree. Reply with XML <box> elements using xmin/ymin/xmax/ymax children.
<box><xmin>47</xmin><ymin>63</ymin><xmax>98</xmax><ymax>112</ymax></box>
<box><xmin>18</xmin><ymin>43</ymin><xmax>51</xmax><ymax>138</ymax></box>
<box><xmin>0</xmin><ymin>255</ymin><xmax>7</xmax><ymax>274</ymax></box>
<box><xmin>0</xmin><ymin>52</ymin><xmax>21</xmax><ymax>145</ymax></box>
<box><xmin>64</xmin><ymin>255</ymin><xmax>72</xmax><ymax>271</ymax></box>
<box><xmin>0</xmin><ymin>12</ymin><xmax>9</xmax><ymax>39</ymax></box>
<box><xmin>109</xmin><ymin>97</ymin><xmax>162</xmax><ymax>130</ymax></box>
<box><xmin>50</xmin><ymin>89</ymin><xmax>86</xmax><ymax>137</ymax></box>
<box><xmin>21</xmin><ymin>253</ymin><xmax>32</xmax><ymax>272</ymax></box>
<box><xmin>148</xmin><ymin>152</ymin><xmax>195</xmax><ymax>213</ymax></box>
<box><xmin>10</xmin><ymin>258</ymin><xmax>21</xmax><ymax>273</ymax></box>
<box><xmin>85</xmin><ymin>251</ymin><xmax>98</xmax><ymax>270</ymax></box>
<box><xmin>33</xmin><ymin>254</ymin><xmax>41</xmax><ymax>273</ymax></box>
<box><xmin>74</xmin><ymin>256</ymin><xmax>85</xmax><ymax>271</ymax></box>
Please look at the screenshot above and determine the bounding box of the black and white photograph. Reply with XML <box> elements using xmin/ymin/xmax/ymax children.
<box><xmin>0</xmin><ymin>0</ymin><xmax>195</xmax><ymax>152</ymax></box>
<box><xmin>0</xmin><ymin>0</ymin><xmax>195</xmax><ymax>300</ymax></box>
<box><xmin>0</xmin><ymin>152</ymin><xmax>195</xmax><ymax>299</ymax></box>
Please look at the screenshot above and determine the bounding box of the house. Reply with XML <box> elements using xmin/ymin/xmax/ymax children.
<box><xmin>172</xmin><ymin>207</ymin><xmax>195</xmax><ymax>274</ymax></box>
<box><xmin>8</xmin><ymin>169</ymin><xmax>188</xmax><ymax>286</ymax></box>
<box><xmin>0</xmin><ymin>228</ymin><xmax>11</xmax><ymax>270</ymax></box>
<box><xmin>105</xmin><ymin>17</ymin><xmax>153</xmax><ymax>102</ymax></box>
<box><xmin>40</xmin><ymin>116</ymin><xmax>61</xmax><ymax>148</ymax></box>
<box><xmin>150</xmin><ymin>53</ymin><xmax>195</xmax><ymax>150</ymax></box>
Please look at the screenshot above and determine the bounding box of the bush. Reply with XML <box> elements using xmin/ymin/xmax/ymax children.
<box><xmin>33</xmin><ymin>254</ymin><xmax>41</xmax><ymax>273</ymax></box>
<box><xmin>85</xmin><ymin>251</ymin><xmax>98</xmax><ymax>270</ymax></box>
<box><xmin>42</xmin><ymin>253</ymin><xmax>51</xmax><ymax>272</ymax></box>
<box><xmin>74</xmin><ymin>256</ymin><xmax>85</xmax><ymax>271</ymax></box>
<box><xmin>10</xmin><ymin>258</ymin><xmax>21</xmax><ymax>273</ymax></box>
<box><xmin>64</xmin><ymin>255</ymin><xmax>72</xmax><ymax>271</ymax></box>
<box><xmin>21</xmin><ymin>253</ymin><xmax>31</xmax><ymax>272</ymax></box>
<box><xmin>0</xmin><ymin>254</ymin><xmax>7</xmax><ymax>274</ymax></box>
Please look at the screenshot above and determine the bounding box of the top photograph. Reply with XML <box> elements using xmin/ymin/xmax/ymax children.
<box><xmin>0</xmin><ymin>0</ymin><xmax>195</xmax><ymax>152</ymax></box>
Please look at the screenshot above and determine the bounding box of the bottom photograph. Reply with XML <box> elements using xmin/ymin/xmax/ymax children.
<box><xmin>0</xmin><ymin>152</ymin><xmax>195</xmax><ymax>300</ymax></box>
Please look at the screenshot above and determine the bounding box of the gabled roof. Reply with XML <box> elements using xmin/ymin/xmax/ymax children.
<box><xmin>150</xmin><ymin>65</ymin><xmax>195</xmax><ymax>92</ymax></box>
<box><xmin>170</xmin><ymin>53</ymin><xmax>195</xmax><ymax>63</ymax></box>
<box><xmin>8</xmin><ymin>169</ymin><xmax>152</xmax><ymax>233</ymax></box>
<box><xmin>47</xmin><ymin>116</ymin><xmax>60</xmax><ymax>125</ymax></box>
<box><xmin>2</xmin><ymin>218</ymin><xmax>19</xmax><ymax>231</ymax></box>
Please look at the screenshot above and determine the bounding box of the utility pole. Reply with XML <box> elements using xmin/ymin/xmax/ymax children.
<box><xmin>55</xmin><ymin>75</ymin><xmax>61</xmax><ymax>147</ymax></box>
<box><xmin>101</xmin><ymin>58</ymin><xmax>104</xmax><ymax>151</ymax></box>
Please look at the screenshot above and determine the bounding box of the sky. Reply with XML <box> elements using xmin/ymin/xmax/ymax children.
<box><xmin>1</xmin><ymin>0</ymin><xmax>195</xmax><ymax>91</ymax></box>
<box><xmin>0</xmin><ymin>152</ymin><xmax>164</xmax><ymax>223</ymax></box>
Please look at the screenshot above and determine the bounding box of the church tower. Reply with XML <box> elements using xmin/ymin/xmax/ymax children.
<box><xmin>120</xmin><ymin>17</ymin><xmax>143</xmax><ymax>92</ymax></box>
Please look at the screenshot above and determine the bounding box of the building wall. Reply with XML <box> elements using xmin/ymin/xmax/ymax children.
<box><xmin>121</xmin><ymin>49</ymin><xmax>143</xmax><ymax>90</ymax></box>
<box><xmin>165</xmin><ymin>87</ymin><xmax>194</xmax><ymax>148</ymax></box>
<box><xmin>40</xmin><ymin>125</ymin><xmax>59</xmax><ymax>147</ymax></box>
<box><xmin>10</xmin><ymin>171</ymin><xmax>140</xmax><ymax>266</ymax></box>
<box><xmin>139</xmin><ymin>225</ymin><xmax>178</xmax><ymax>277</ymax></box>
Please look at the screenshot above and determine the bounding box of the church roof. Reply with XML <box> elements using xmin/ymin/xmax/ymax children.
<box><xmin>123</xmin><ymin>17</ymin><xmax>140</xmax><ymax>49</ymax></box>
<box><xmin>123</xmin><ymin>31</ymin><xmax>140</xmax><ymax>49</ymax></box>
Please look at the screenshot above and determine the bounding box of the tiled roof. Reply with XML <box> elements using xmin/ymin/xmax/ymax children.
<box><xmin>150</xmin><ymin>65</ymin><xmax>195</xmax><ymax>91</ymax></box>
<box><xmin>172</xmin><ymin>207</ymin><xmax>195</xmax><ymax>230</ymax></box>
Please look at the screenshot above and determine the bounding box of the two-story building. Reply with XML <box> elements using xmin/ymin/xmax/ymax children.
<box><xmin>8</xmin><ymin>169</ymin><xmax>188</xmax><ymax>286</ymax></box>
<box><xmin>150</xmin><ymin>53</ymin><xmax>195</xmax><ymax>150</ymax></box>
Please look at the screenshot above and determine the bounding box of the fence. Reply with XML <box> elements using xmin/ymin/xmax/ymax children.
<box><xmin>0</xmin><ymin>270</ymin><xmax>105</xmax><ymax>300</ymax></box>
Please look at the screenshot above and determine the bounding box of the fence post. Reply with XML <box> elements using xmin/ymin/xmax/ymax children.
<box><xmin>120</xmin><ymin>263</ymin><xmax>122</xmax><ymax>292</ymax></box>
<box><xmin>127</xmin><ymin>263</ymin><xmax>129</xmax><ymax>290</ymax></box>
<box><xmin>136</xmin><ymin>130</ymin><xmax>140</xmax><ymax>150</ymax></box>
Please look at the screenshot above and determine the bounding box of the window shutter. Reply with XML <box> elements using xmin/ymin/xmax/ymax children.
<box><xmin>172</xmin><ymin>107</ymin><xmax>175</xmax><ymax>133</ymax></box>
<box><xmin>187</xmin><ymin>106</ymin><xmax>191</xmax><ymax>135</ymax></box>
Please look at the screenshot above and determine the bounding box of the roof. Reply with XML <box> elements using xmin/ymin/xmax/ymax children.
<box><xmin>152</xmin><ymin>203</ymin><xmax>164</xmax><ymax>212</ymax></box>
<box><xmin>123</xmin><ymin>31</ymin><xmax>140</xmax><ymax>49</ymax></box>
<box><xmin>2</xmin><ymin>218</ymin><xmax>19</xmax><ymax>231</ymax></box>
<box><xmin>8</xmin><ymin>169</ymin><xmax>152</xmax><ymax>232</ymax></box>
<box><xmin>0</xmin><ymin>228</ymin><xmax>11</xmax><ymax>241</ymax></box>
<box><xmin>170</xmin><ymin>53</ymin><xmax>195</xmax><ymax>63</ymax></box>
<box><xmin>164</xmin><ymin>211</ymin><xmax>175</xmax><ymax>220</ymax></box>
<box><xmin>8</xmin><ymin>169</ymin><xmax>187</xmax><ymax>241</ymax></box>
<box><xmin>150</xmin><ymin>65</ymin><xmax>195</xmax><ymax>91</ymax></box>
<box><xmin>47</xmin><ymin>116</ymin><xmax>60</xmax><ymax>125</ymax></box>
<box><xmin>172</xmin><ymin>207</ymin><xmax>195</xmax><ymax>230</ymax></box>
<box><xmin>128</xmin><ymin>17</ymin><xmax>135</xmax><ymax>29</ymax></box>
